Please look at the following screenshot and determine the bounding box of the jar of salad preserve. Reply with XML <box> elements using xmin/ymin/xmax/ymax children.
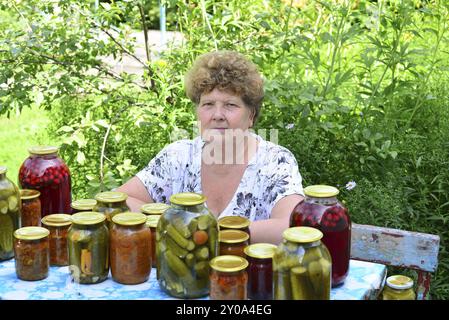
<box><xmin>68</xmin><ymin>212</ymin><xmax>109</xmax><ymax>284</ymax></box>
<box><xmin>13</xmin><ymin>226</ymin><xmax>50</xmax><ymax>281</ymax></box>
<box><xmin>93</xmin><ymin>191</ymin><xmax>130</xmax><ymax>229</ymax></box>
<box><xmin>218</xmin><ymin>216</ymin><xmax>251</xmax><ymax>240</ymax></box>
<box><xmin>157</xmin><ymin>192</ymin><xmax>218</xmax><ymax>299</ymax></box>
<box><xmin>0</xmin><ymin>166</ymin><xmax>21</xmax><ymax>261</ymax></box>
<box><xmin>381</xmin><ymin>275</ymin><xmax>416</xmax><ymax>300</ymax></box>
<box><xmin>41</xmin><ymin>214</ymin><xmax>72</xmax><ymax>266</ymax></box>
<box><xmin>210</xmin><ymin>255</ymin><xmax>248</xmax><ymax>300</ymax></box>
<box><xmin>219</xmin><ymin>230</ymin><xmax>249</xmax><ymax>258</ymax></box>
<box><xmin>273</xmin><ymin>227</ymin><xmax>332</xmax><ymax>300</ymax></box>
<box><xmin>145</xmin><ymin>215</ymin><xmax>161</xmax><ymax>268</ymax></box>
<box><xmin>290</xmin><ymin>185</ymin><xmax>350</xmax><ymax>287</ymax></box>
<box><xmin>111</xmin><ymin>212</ymin><xmax>152</xmax><ymax>284</ymax></box>
<box><xmin>18</xmin><ymin>146</ymin><xmax>72</xmax><ymax>217</ymax></box>
<box><xmin>141</xmin><ymin>203</ymin><xmax>170</xmax><ymax>216</ymax></box>
<box><xmin>20</xmin><ymin>189</ymin><xmax>41</xmax><ymax>227</ymax></box>
<box><xmin>244</xmin><ymin>243</ymin><xmax>277</xmax><ymax>300</ymax></box>
<box><xmin>71</xmin><ymin>199</ymin><xmax>97</xmax><ymax>214</ymax></box>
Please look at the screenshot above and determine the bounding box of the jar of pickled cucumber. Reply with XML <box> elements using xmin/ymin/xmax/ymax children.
<box><xmin>381</xmin><ymin>275</ymin><xmax>416</xmax><ymax>300</ymax></box>
<box><xmin>219</xmin><ymin>229</ymin><xmax>249</xmax><ymax>258</ymax></box>
<box><xmin>141</xmin><ymin>203</ymin><xmax>170</xmax><ymax>216</ymax></box>
<box><xmin>18</xmin><ymin>146</ymin><xmax>72</xmax><ymax>217</ymax></box>
<box><xmin>68</xmin><ymin>212</ymin><xmax>109</xmax><ymax>284</ymax></box>
<box><xmin>273</xmin><ymin>226</ymin><xmax>332</xmax><ymax>300</ymax></box>
<box><xmin>157</xmin><ymin>192</ymin><xmax>218</xmax><ymax>299</ymax></box>
<box><xmin>0</xmin><ymin>166</ymin><xmax>21</xmax><ymax>261</ymax></box>
<box><xmin>20</xmin><ymin>189</ymin><xmax>41</xmax><ymax>227</ymax></box>
<box><xmin>210</xmin><ymin>255</ymin><xmax>248</xmax><ymax>300</ymax></box>
<box><xmin>218</xmin><ymin>216</ymin><xmax>251</xmax><ymax>240</ymax></box>
<box><xmin>146</xmin><ymin>215</ymin><xmax>161</xmax><ymax>268</ymax></box>
<box><xmin>41</xmin><ymin>214</ymin><xmax>72</xmax><ymax>266</ymax></box>
<box><xmin>71</xmin><ymin>199</ymin><xmax>97</xmax><ymax>214</ymax></box>
<box><xmin>93</xmin><ymin>191</ymin><xmax>130</xmax><ymax>229</ymax></box>
<box><xmin>290</xmin><ymin>185</ymin><xmax>350</xmax><ymax>287</ymax></box>
<box><xmin>111</xmin><ymin>212</ymin><xmax>152</xmax><ymax>284</ymax></box>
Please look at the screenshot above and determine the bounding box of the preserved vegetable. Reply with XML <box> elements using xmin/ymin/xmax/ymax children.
<box><xmin>219</xmin><ymin>229</ymin><xmax>249</xmax><ymax>257</ymax></box>
<box><xmin>20</xmin><ymin>189</ymin><xmax>41</xmax><ymax>227</ymax></box>
<box><xmin>381</xmin><ymin>275</ymin><xmax>416</xmax><ymax>300</ymax></box>
<box><xmin>210</xmin><ymin>255</ymin><xmax>248</xmax><ymax>300</ymax></box>
<box><xmin>41</xmin><ymin>214</ymin><xmax>72</xmax><ymax>266</ymax></box>
<box><xmin>93</xmin><ymin>191</ymin><xmax>129</xmax><ymax>229</ymax></box>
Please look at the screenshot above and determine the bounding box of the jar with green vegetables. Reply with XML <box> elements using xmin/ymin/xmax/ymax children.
<box><xmin>381</xmin><ymin>275</ymin><xmax>416</xmax><ymax>300</ymax></box>
<box><xmin>93</xmin><ymin>191</ymin><xmax>129</xmax><ymax>228</ymax></box>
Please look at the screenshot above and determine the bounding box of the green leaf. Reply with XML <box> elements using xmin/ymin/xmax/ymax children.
<box><xmin>76</xmin><ymin>151</ymin><xmax>86</xmax><ymax>165</ymax></box>
<box><xmin>58</xmin><ymin>126</ymin><xmax>74</xmax><ymax>133</ymax></box>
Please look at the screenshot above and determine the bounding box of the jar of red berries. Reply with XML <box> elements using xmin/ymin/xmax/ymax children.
<box><xmin>290</xmin><ymin>185</ymin><xmax>351</xmax><ymax>287</ymax></box>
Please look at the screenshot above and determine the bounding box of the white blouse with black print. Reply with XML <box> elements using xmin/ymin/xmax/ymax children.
<box><xmin>136</xmin><ymin>133</ymin><xmax>304</xmax><ymax>221</ymax></box>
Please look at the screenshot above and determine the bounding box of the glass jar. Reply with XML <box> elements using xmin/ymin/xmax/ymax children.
<box><xmin>219</xmin><ymin>229</ymin><xmax>249</xmax><ymax>257</ymax></box>
<box><xmin>110</xmin><ymin>212</ymin><xmax>152</xmax><ymax>284</ymax></box>
<box><xmin>218</xmin><ymin>216</ymin><xmax>251</xmax><ymax>240</ymax></box>
<box><xmin>0</xmin><ymin>166</ymin><xmax>21</xmax><ymax>261</ymax></box>
<box><xmin>141</xmin><ymin>202</ymin><xmax>170</xmax><ymax>216</ymax></box>
<box><xmin>381</xmin><ymin>275</ymin><xmax>416</xmax><ymax>300</ymax></box>
<box><xmin>290</xmin><ymin>185</ymin><xmax>351</xmax><ymax>287</ymax></box>
<box><xmin>41</xmin><ymin>214</ymin><xmax>72</xmax><ymax>266</ymax></box>
<box><xmin>71</xmin><ymin>199</ymin><xmax>97</xmax><ymax>214</ymax></box>
<box><xmin>244</xmin><ymin>243</ymin><xmax>277</xmax><ymax>300</ymax></box>
<box><xmin>68</xmin><ymin>212</ymin><xmax>109</xmax><ymax>284</ymax></box>
<box><xmin>13</xmin><ymin>226</ymin><xmax>50</xmax><ymax>281</ymax></box>
<box><xmin>18</xmin><ymin>146</ymin><xmax>72</xmax><ymax>217</ymax></box>
<box><xmin>20</xmin><ymin>189</ymin><xmax>41</xmax><ymax>227</ymax></box>
<box><xmin>273</xmin><ymin>227</ymin><xmax>332</xmax><ymax>300</ymax></box>
<box><xmin>210</xmin><ymin>255</ymin><xmax>248</xmax><ymax>300</ymax></box>
<box><xmin>93</xmin><ymin>191</ymin><xmax>130</xmax><ymax>229</ymax></box>
<box><xmin>157</xmin><ymin>192</ymin><xmax>218</xmax><ymax>299</ymax></box>
<box><xmin>146</xmin><ymin>215</ymin><xmax>161</xmax><ymax>268</ymax></box>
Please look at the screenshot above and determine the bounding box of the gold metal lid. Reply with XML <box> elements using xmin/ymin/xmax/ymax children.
<box><xmin>170</xmin><ymin>192</ymin><xmax>206</xmax><ymax>206</ymax></box>
<box><xmin>386</xmin><ymin>275</ymin><xmax>414</xmax><ymax>290</ymax></box>
<box><xmin>28</xmin><ymin>146</ymin><xmax>59</xmax><ymax>155</ymax></box>
<box><xmin>283</xmin><ymin>227</ymin><xmax>323</xmax><ymax>243</ymax></box>
<box><xmin>71</xmin><ymin>199</ymin><xmax>97</xmax><ymax>211</ymax></box>
<box><xmin>304</xmin><ymin>185</ymin><xmax>339</xmax><ymax>198</ymax></box>
<box><xmin>20</xmin><ymin>189</ymin><xmax>41</xmax><ymax>200</ymax></box>
<box><xmin>244</xmin><ymin>243</ymin><xmax>277</xmax><ymax>259</ymax></box>
<box><xmin>218</xmin><ymin>216</ymin><xmax>250</xmax><ymax>229</ymax></box>
<box><xmin>95</xmin><ymin>191</ymin><xmax>128</xmax><ymax>203</ymax></box>
<box><xmin>219</xmin><ymin>229</ymin><xmax>249</xmax><ymax>244</ymax></box>
<box><xmin>145</xmin><ymin>215</ymin><xmax>161</xmax><ymax>228</ymax></box>
<box><xmin>0</xmin><ymin>166</ymin><xmax>7</xmax><ymax>175</ymax></box>
<box><xmin>71</xmin><ymin>212</ymin><xmax>106</xmax><ymax>225</ymax></box>
<box><xmin>14</xmin><ymin>227</ymin><xmax>49</xmax><ymax>240</ymax></box>
<box><xmin>141</xmin><ymin>203</ymin><xmax>170</xmax><ymax>215</ymax></box>
<box><xmin>210</xmin><ymin>255</ymin><xmax>249</xmax><ymax>273</ymax></box>
<box><xmin>41</xmin><ymin>214</ymin><xmax>72</xmax><ymax>227</ymax></box>
<box><xmin>112</xmin><ymin>212</ymin><xmax>147</xmax><ymax>226</ymax></box>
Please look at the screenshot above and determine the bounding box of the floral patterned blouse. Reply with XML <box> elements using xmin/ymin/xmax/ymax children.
<box><xmin>136</xmin><ymin>134</ymin><xmax>304</xmax><ymax>221</ymax></box>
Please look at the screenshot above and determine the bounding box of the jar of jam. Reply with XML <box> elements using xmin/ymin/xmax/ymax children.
<box><xmin>244</xmin><ymin>243</ymin><xmax>277</xmax><ymax>300</ymax></box>
<box><xmin>68</xmin><ymin>212</ymin><xmax>109</xmax><ymax>284</ymax></box>
<box><xmin>381</xmin><ymin>275</ymin><xmax>416</xmax><ymax>300</ymax></box>
<box><xmin>219</xmin><ymin>230</ymin><xmax>249</xmax><ymax>257</ymax></box>
<box><xmin>20</xmin><ymin>189</ymin><xmax>41</xmax><ymax>227</ymax></box>
<box><xmin>71</xmin><ymin>199</ymin><xmax>97</xmax><ymax>213</ymax></box>
<box><xmin>141</xmin><ymin>202</ymin><xmax>170</xmax><ymax>216</ymax></box>
<box><xmin>13</xmin><ymin>226</ymin><xmax>50</xmax><ymax>281</ymax></box>
<box><xmin>145</xmin><ymin>215</ymin><xmax>161</xmax><ymax>268</ymax></box>
<box><xmin>290</xmin><ymin>185</ymin><xmax>350</xmax><ymax>287</ymax></box>
<box><xmin>0</xmin><ymin>166</ymin><xmax>21</xmax><ymax>261</ymax></box>
<box><xmin>218</xmin><ymin>216</ymin><xmax>251</xmax><ymax>240</ymax></box>
<box><xmin>18</xmin><ymin>146</ymin><xmax>72</xmax><ymax>217</ymax></box>
<box><xmin>210</xmin><ymin>255</ymin><xmax>248</xmax><ymax>300</ymax></box>
<box><xmin>41</xmin><ymin>214</ymin><xmax>72</xmax><ymax>266</ymax></box>
<box><xmin>157</xmin><ymin>192</ymin><xmax>218</xmax><ymax>298</ymax></box>
<box><xmin>273</xmin><ymin>227</ymin><xmax>332</xmax><ymax>300</ymax></box>
<box><xmin>110</xmin><ymin>212</ymin><xmax>152</xmax><ymax>284</ymax></box>
<box><xmin>93</xmin><ymin>191</ymin><xmax>130</xmax><ymax>228</ymax></box>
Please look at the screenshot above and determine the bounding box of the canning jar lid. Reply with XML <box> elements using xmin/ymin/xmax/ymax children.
<box><xmin>42</xmin><ymin>214</ymin><xmax>72</xmax><ymax>227</ymax></box>
<box><xmin>283</xmin><ymin>227</ymin><xmax>323</xmax><ymax>243</ymax></box>
<box><xmin>170</xmin><ymin>192</ymin><xmax>206</xmax><ymax>206</ymax></box>
<box><xmin>28</xmin><ymin>146</ymin><xmax>59</xmax><ymax>155</ymax></box>
<box><xmin>141</xmin><ymin>203</ymin><xmax>170</xmax><ymax>215</ymax></box>
<box><xmin>71</xmin><ymin>199</ymin><xmax>97</xmax><ymax>210</ymax></box>
<box><xmin>145</xmin><ymin>215</ymin><xmax>161</xmax><ymax>228</ymax></box>
<box><xmin>0</xmin><ymin>166</ymin><xmax>7</xmax><ymax>175</ymax></box>
<box><xmin>219</xmin><ymin>230</ymin><xmax>249</xmax><ymax>244</ymax></box>
<box><xmin>71</xmin><ymin>212</ymin><xmax>106</xmax><ymax>225</ymax></box>
<box><xmin>95</xmin><ymin>191</ymin><xmax>128</xmax><ymax>203</ymax></box>
<box><xmin>304</xmin><ymin>185</ymin><xmax>339</xmax><ymax>198</ymax></box>
<box><xmin>210</xmin><ymin>255</ymin><xmax>249</xmax><ymax>273</ymax></box>
<box><xmin>218</xmin><ymin>216</ymin><xmax>250</xmax><ymax>229</ymax></box>
<box><xmin>386</xmin><ymin>275</ymin><xmax>414</xmax><ymax>290</ymax></box>
<box><xmin>112</xmin><ymin>212</ymin><xmax>147</xmax><ymax>226</ymax></box>
<box><xmin>244</xmin><ymin>243</ymin><xmax>277</xmax><ymax>259</ymax></box>
<box><xmin>20</xmin><ymin>189</ymin><xmax>41</xmax><ymax>200</ymax></box>
<box><xmin>14</xmin><ymin>226</ymin><xmax>50</xmax><ymax>240</ymax></box>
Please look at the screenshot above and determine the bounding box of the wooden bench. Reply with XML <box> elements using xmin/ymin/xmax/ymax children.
<box><xmin>351</xmin><ymin>223</ymin><xmax>440</xmax><ymax>300</ymax></box>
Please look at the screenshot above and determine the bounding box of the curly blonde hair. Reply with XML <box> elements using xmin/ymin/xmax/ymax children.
<box><xmin>184</xmin><ymin>50</ymin><xmax>264</xmax><ymax>123</ymax></box>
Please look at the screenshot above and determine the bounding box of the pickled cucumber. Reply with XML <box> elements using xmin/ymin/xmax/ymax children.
<box><xmin>185</xmin><ymin>253</ymin><xmax>195</xmax><ymax>267</ymax></box>
<box><xmin>194</xmin><ymin>261</ymin><xmax>209</xmax><ymax>279</ymax></box>
<box><xmin>166</xmin><ymin>224</ymin><xmax>190</xmax><ymax>249</ymax></box>
<box><xmin>0</xmin><ymin>214</ymin><xmax>13</xmax><ymax>253</ymax></box>
<box><xmin>0</xmin><ymin>200</ymin><xmax>7</xmax><ymax>214</ymax></box>
<box><xmin>290</xmin><ymin>266</ymin><xmax>313</xmax><ymax>300</ymax></box>
<box><xmin>274</xmin><ymin>271</ymin><xmax>292</xmax><ymax>300</ymax></box>
<box><xmin>166</xmin><ymin>236</ymin><xmax>188</xmax><ymax>259</ymax></box>
<box><xmin>172</xmin><ymin>217</ymin><xmax>192</xmax><ymax>238</ymax></box>
<box><xmin>198</xmin><ymin>215</ymin><xmax>212</xmax><ymax>230</ymax></box>
<box><xmin>7</xmin><ymin>196</ymin><xmax>18</xmax><ymax>212</ymax></box>
<box><xmin>194</xmin><ymin>246</ymin><xmax>209</xmax><ymax>261</ymax></box>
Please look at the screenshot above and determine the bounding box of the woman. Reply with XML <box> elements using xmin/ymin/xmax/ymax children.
<box><xmin>117</xmin><ymin>50</ymin><xmax>304</xmax><ymax>244</ymax></box>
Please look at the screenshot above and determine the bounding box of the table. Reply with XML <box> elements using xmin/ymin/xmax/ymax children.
<box><xmin>0</xmin><ymin>259</ymin><xmax>386</xmax><ymax>300</ymax></box>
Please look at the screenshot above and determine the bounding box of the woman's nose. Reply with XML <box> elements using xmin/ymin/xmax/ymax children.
<box><xmin>211</xmin><ymin>105</ymin><xmax>225</xmax><ymax>121</ymax></box>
